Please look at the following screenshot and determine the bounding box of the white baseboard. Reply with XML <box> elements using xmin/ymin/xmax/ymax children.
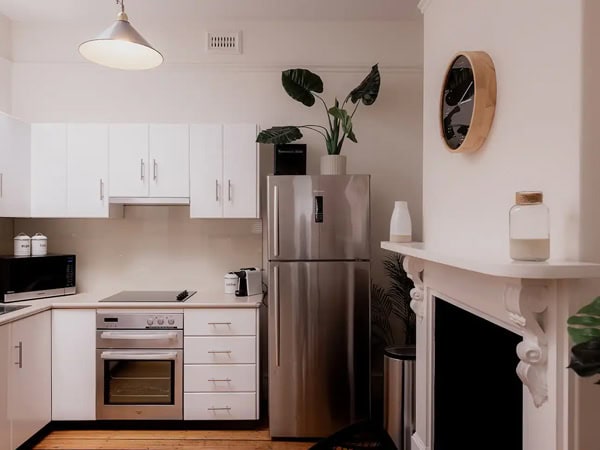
<box><xmin>412</xmin><ymin>433</ymin><xmax>429</xmax><ymax>450</ymax></box>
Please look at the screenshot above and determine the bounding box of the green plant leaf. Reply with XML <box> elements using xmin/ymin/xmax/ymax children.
<box><xmin>281</xmin><ymin>69</ymin><xmax>324</xmax><ymax>107</ymax></box>
<box><xmin>568</xmin><ymin>296</ymin><xmax>600</xmax><ymax>344</ymax></box>
<box><xmin>256</xmin><ymin>126</ymin><xmax>302</xmax><ymax>144</ymax></box>
<box><xmin>328</xmin><ymin>106</ymin><xmax>357</xmax><ymax>143</ymax></box>
<box><xmin>568</xmin><ymin>338</ymin><xmax>600</xmax><ymax>378</ymax></box>
<box><xmin>349</xmin><ymin>64</ymin><xmax>381</xmax><ymax>105</ymax></box>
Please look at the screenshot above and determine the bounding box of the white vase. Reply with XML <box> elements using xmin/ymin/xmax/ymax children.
<box><xmin>320</xmin><ymin>155</ymin><xmax>347</xmax><ymax>175</ymax></box>
<box><xmin>389</xmin><ymin>201</ymin><xmax>412</xmax><ymax>243</ymax></box>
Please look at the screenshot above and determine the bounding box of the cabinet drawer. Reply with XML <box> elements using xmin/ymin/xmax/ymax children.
<box><xmin>185</xmin><ymin>309</ymin><xmax>256</xmax><ymax>336</ymax></box>
<box><xmin>184</xmin><ymin>393</ymin><xmax>257</xmax><ymax>420</ymax></box>
<box><xmin>184</xmin><ymin>364</ymin><xmax>256</xmax><ymax>392</ymax></box>
<box><xmin>184</xmin><ymin>337</ymin><xmax>256</xmax><ymax>364</ymax></box>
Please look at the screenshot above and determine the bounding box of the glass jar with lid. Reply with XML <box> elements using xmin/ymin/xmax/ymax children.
<box><xmin>509</xmin><ymin>191</ymin><xmax>550</xmax><ymax>261</ymax></box>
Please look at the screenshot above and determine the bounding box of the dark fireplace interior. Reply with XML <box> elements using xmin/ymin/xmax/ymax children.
<box><xmin>434</xmin><ymin>297</ymin><xmax>523</xmax><ymax>450</ymax></box>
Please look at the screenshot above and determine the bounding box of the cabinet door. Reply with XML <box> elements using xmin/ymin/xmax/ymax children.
<box><xmin>149</xmin><ymin>124</ymin><xmax>189</xmax><ymax>197</ymax></box>
<box><xmin>31</xmin><ymin>124</ymin><xmax>68</xmax><ymax>217</ymax></box>
<box><xmin>52</xmin><ymin>310</ymin><xmax>96</xmax><ymax>420</ymax></box>
<box><xmin>0</xmin><ymin>114</ymin><xmax>31</xmax><ymax>218</ymax></box>
<box><xmin>223</xmin><ymin>124</ymin><xmax>258</xmax><ymax>218</ymax></box>
<box><xmin>190</xmin><ymin>124</ymin><xmax>223</xmax><ymax>218</ymax></box>
<box><xmin>9</xmin><ymin>311</ymin><xmax>51</xmax><ymax>449</ymax></box>
<box><xmin>109</xmin><ymin>124</ymin><xmax>149</xmax><ymax>198</ymax></box>
<box><xmin>67</xmin><ymin>124</ymin><xmax>109</xmax><ymax>217</ymax></box>
<box><xmin>0</xmin><ymin>325</ymin><xmax>9</xmax><ymax>450</ymax></box>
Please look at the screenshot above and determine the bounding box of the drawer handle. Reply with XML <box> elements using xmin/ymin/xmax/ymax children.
<box><xmin>208</xmin><ymin>350</ymin><xmax>232</xmax><ymax>354</ymax></box>
<box><xmin>208</xmin><ymin>378</ymin><xmax>232</xmax><ymax>382</ymax></box>
<box><xmin>208</xmin><ymin>322</ymin><xmax>232</xmax><ymax>326</ymax></box>
<box><xmin>208</xmin><ymin>406</ymin><xmax>231</xmax><ymax>411</ymax></box>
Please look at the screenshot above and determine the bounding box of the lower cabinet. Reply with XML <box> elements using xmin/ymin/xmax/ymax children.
<box><xmin>0</xmin><ymin>325</ymin><xmax>10</xmax><ymax>450</ymax></box>
<box><xmin>7</xmin><ymin>311</ymin><xmax>52</xmax><ymax>449</ymax></box>
<box><xmin>51</xmin><ymin>309</ymin><xmax>96</xmax><ymax>420</ymax></box>
<box><xmin>183</xmin><ymin>308</ymin><xmax>259</xmax><ymax>420</ymax></box>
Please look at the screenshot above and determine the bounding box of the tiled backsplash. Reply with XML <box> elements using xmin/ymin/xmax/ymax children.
<box><xmin>14</xmin><ymin>206</ymin><xmax>263</xmax><ymax>295</ymax></box>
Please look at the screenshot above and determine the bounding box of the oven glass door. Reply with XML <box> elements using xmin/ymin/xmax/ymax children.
<box><xmin>101</xmin><ymin>350</ymin><xmax>176</xmax><ymax>406</ymax></box>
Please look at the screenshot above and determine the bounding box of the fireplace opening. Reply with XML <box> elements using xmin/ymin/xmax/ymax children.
<box><xmin>434</xmin><ymin>297</ymin><xmax>523</xmax><ymax>450</ymax></box>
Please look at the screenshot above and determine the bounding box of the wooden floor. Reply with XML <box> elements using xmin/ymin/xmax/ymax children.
<box><xmin>34</xmin><ymin>429</ymin><xmax>315</xmax><ymax>450</ymax></box>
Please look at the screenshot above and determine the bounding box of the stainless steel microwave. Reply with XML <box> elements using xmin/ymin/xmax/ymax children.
<box><xmin>0</xmin><ymin>254</ymin><xmax>76</xmax><ymax>302</ymax></box>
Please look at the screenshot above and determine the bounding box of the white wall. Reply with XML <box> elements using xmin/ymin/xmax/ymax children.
<box><xmin>0</xmin><ymin>13</ymin><xmax>11</xmax><ymax>112</ymax></box>
<box><xmin>10</xmin><ymin>18</ymin><xmax>424</xmax><ymax>285</ymax></box>
<box><xmin>423</xmin><ymin>0</ymin><xmax>581</xmax><ymax>260</ymax></box>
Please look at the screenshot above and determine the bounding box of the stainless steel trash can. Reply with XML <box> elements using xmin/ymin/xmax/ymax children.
<box><xmin>383</xmin><ymin>345</ymin><xmax>416</xmax><ymax>450</ymax></box>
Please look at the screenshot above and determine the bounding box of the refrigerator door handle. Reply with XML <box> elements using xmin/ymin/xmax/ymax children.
<box><xmin>314</xmin><ymin>194</ymin><xmax>324</xmax><ymax>223</ymax></box>
<box><xmin>274</xmin><ymin>265</ymin><xmax>280</xmax><ymax>367</ymax></box>
<box><xmin>273</xmin><ymin>185</ymin><xmax>280</xmax><ymax>256</ymax></box>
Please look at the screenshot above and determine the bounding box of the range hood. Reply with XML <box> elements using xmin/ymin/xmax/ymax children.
<box><xmin>109</xmin><ymin>197</ymin><xmax>190</xmax><ymax>205</ymax></box>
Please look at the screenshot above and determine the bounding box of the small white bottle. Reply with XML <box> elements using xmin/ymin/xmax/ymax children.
<box><xmin>389</xmin><ymin>201</ymin><xmax>412</xmax><ymax>243</ymax></box>
<box><xmin>509</xmin><ymin>191</ymin><xmax>550</xmax><ymax>261</ymax></box>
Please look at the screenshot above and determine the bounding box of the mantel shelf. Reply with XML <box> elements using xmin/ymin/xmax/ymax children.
<box><xmin>381</xmin><ymin>241</ymin><xmax>600</xmax><ymax>279</ymax></box>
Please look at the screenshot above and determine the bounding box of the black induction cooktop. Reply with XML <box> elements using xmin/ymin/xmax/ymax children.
<box><xmin>99</xmin><ymin>290</ymin><xmax>197</xmax><ymax>303</ymax></box>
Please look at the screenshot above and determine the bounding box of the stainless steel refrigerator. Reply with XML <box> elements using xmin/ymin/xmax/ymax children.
<box><xmin>267</xmin><ymin>175</ymin><xmax>370</xmax><ymax>438</ymax></box>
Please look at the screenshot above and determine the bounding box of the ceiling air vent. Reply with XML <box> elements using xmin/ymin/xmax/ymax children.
<box><xmin>206</xmin><ymin>31</ymin><xmax>242</xmax><ymax>54</ymax></box>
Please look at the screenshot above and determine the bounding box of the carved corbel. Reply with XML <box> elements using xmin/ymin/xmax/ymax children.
<box><xmin>403</xmin><ymin>256</ymin><xmax>425</xmax><ymax>320</ymax></box>
<box><xmin>504</xmin><ymin>281</ymin><xmax>550</xmax><ymax>407</ymax></box>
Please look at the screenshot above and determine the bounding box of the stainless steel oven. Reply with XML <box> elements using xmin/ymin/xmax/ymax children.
<box><xmin>96</xmin><ymin>311</ymin><xmax>183</xmax><ymax>420</ymax></box>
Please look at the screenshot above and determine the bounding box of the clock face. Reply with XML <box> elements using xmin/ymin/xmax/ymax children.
<box><xmin>441</xmin><ymin>55</ymin><xmax>475</xmax><ymax>150</ymax></box>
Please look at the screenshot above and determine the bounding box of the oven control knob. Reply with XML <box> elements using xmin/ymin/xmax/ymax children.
<box><xmin>157</xmin><ymin>318</ymin><xmax>164</xmax><ymax>325</ymax></box>
<box><xmin>147</xmin><ymin>318</ymin><xmax>154</xmax><ymax>325</ymax></box>
<box><xmin>168</xmin><ymin>319</ymin><xmax>175</xmax><ymax>325</ymax></box>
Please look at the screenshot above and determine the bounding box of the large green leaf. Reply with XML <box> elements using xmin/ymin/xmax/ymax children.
<box><xmin>349</xmin><ymin>64</ymin><xmax>381</xmax><ymax>106</ymax></box>
<box><xmin>328</xmin><ymin>106</ymin><xmax>358</xmax><ymax>143</ymax></box>
<box><xmin>568</xmin><ymin>338</ymin><xmax>600</xmax><ymax>380</ymax></box>
<box><xmin>568</xmin><ymin>297</ymin><xmax>600</xmax><ymax>344</ymax></box>
<box><xmin>256</xmin><ymin>126</ymin><xmax>302</xmax><ymax>144</ymax></box>
<box><xmin>281</xmin><ymin>69</ymin><xmax>324</xmax><ymax>107</ymax></box>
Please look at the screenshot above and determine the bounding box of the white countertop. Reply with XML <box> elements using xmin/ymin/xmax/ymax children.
<box><xmin>381</xmin><ymin>241</ymin><xmax>600</xmax><ymax>279</ymax></box>
<box><xmin>0</xmin><ymin>291</ymin><xmax>263</xmax><ymax>326</ymax></box>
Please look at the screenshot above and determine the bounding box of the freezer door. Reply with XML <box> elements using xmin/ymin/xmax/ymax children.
<box><xmin>268</xmin><ymin>175</ymin><xmax>320</xmax><ymax>260</ymax></box>
<box><xmin>317</xmin><ymin>175</ymin><xmax>370</xmax><ymax>260</ymax></box>
<box><xmin>269</xmin><ymin>261</ymin><xmax>370</xmax><ymax>438</ymax></box>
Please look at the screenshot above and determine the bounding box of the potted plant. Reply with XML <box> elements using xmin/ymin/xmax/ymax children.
<box><xmin>256</xmin><ymin>64</ymin><xmax>381</xmax><ymax>175</ymax></box>
<box><xmin>567</xmin><ymin>297</ymin><xmax>600</xmax><ymax>382</ymax></box>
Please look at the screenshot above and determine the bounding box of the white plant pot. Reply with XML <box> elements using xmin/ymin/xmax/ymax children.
<box><xmin>389</xmin><ymin>201</ymin><xmax>412</xmax><ymax>243</ymax></box>
<box><xmin>320</xmin><ymin>155</ymin><xmax>347</xmax><ymax>175</ymax></box>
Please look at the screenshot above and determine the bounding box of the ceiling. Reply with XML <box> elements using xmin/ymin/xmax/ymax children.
<box><xmin>0</xmin><ymin>0</ymin><xmax>421</xmax><ymax>23</ymax></box>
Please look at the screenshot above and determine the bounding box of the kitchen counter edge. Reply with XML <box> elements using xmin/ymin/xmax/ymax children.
<box><xmin>0</xmin><ymin>292</ymin><xmax>263</xmax><ymax>326</ymax></box>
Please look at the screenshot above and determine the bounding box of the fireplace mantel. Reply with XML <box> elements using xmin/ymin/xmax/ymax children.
<box><xmin>381</xmin><ymin>241</ymin><xmax>600</xmax><ymax>450</ymax></box>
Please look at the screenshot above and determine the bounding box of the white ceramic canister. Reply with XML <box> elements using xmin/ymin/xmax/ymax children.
<box><xmin>224</xmin><ymin>273</ymin><xmax>238</xmax><ymax>294</ymax></box>
<box><xmin>13</xmin><ymin>232</ymin><xmax>31</xmax><ymax>256</ymax></box>
<box><xmin>31</xmin><ymin>233</ymin><xmax>48</xmax><ymax>256</ymax></box>
<box><xmin>389</xmin><ymin>201</ymin><xmax>412</xmax><ymax>243</ymax></box>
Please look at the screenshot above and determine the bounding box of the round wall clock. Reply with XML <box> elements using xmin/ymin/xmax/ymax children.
<box><xmin>440</xmin><ymin>51</ymin><xmax>497</xmax><ymax>153</ymax></box>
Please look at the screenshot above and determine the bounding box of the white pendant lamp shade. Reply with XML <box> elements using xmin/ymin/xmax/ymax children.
<box><xmin>79</xmin><ymin>7</ymin><xmax>163</xmax><ymax>71</ymax></box>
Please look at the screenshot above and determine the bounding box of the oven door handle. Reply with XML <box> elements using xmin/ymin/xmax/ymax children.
<box><xmin>100</xmin><ymin>351</ymin><xmax>178</xmax><ymax>361</ymax></box>
<box><xmin>100</xmin><ymin>331</ymin><xmax>178</xmax><ymax>341</ymax></box>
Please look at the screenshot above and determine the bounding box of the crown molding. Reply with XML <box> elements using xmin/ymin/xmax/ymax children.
<box><xmin>417</xmin><ymin>0</ymin><xmax>433</xmax><ymax>14</ymax></box>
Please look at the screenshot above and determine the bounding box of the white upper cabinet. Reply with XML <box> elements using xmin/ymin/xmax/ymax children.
<box><xmin>67</xmin><ymin>124</ymin><xmax>110</xmax><ymax>217</ymax></box>
<box><xmin>190</xmin><ymin>124</ymin><xmax>258</xmax><ymax>219</ymax></box>
<box><xmin>31</xmin><ymin>124</ymin><xmax>68</xmax><ymax>217</ymax></box>
<box><xmin>109</xmin><ymin>124</ymin><xmax>190</xmax><ymax>200</ymax></box>
<box><xmin>0</xmin><ymin>113</ymin><xmax>31</xmax><ymax>218</ymax></box>
<box><xmin>223</xmin><ymin>124</ymin><xmax>259</xmax><ymax>218</ymax></box>
<box><xmin>109</xmin><ymin>124</ymin><xmax>149</xmax><ymax>198</ymax></box>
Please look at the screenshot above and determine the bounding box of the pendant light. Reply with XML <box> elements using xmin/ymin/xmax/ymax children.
<box><xmin>79</xmin><ymin>0</ymin><xmax>163</xmax><ymax>70</ymax></box>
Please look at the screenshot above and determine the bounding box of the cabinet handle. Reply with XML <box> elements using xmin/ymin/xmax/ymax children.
<box><xmin>153</xmin><ymin>159</ymin><xmax>157</xmax><ymax>180</ymax></box>
<box><xmin>208</xmin><ymin>322</ymin><xmax>232</xmax><ymax>326</ymax></box>
<box><xmin>215</xmin><ymin>180</ymin><xmax>219</xmax><ymax>202</ymax></box>
<box><xmin>208</xmin><ymin>406</ymin><xmax>231</xmax><ymax>411</ymax></box>
<box><xmin>140</xmin><ymin>159</ymin><xmax>145</xmax><ymax>181</ymax></box>
<box><xmin>99</xmin><ymin>179</ymin><xmax>104</xmax><ymax>201</ymax></box>
<box><xmin>0</xmin><ymin>172</ymin><xmax>3</xmax><ymax>198</ymax></box>
<box><xmin>208</xmin><ymin>350</ymin><xmax>232</xmax><ymax>354</ymax></box>
<box><xmin>228</xmin><ymin>179</ymin><xmax>232</xmax><ymax>201</ymax></box>
<box><xmin>208</xmin><ymin>378</ymin><xmax>231</xmax><ymax>382</ymax></box>
<box><xmin>14</xmin><ymin>341</ymin><xmax>22</xmax><ymax>368</ymax></box>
